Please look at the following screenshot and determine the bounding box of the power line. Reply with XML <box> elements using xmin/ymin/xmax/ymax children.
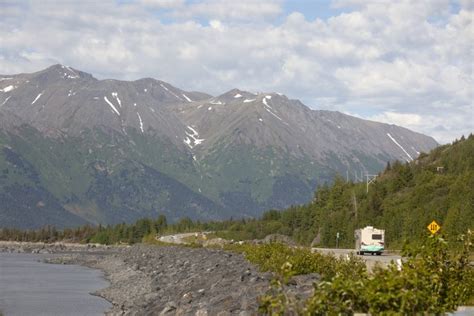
<box><xmin>366</xmin><ymin>173</ymin><xmax>377</xmax><ymax>193</ymax></box>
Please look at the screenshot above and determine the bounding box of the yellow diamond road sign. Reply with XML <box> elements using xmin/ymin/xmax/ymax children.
<box><xmin>427</xmin><ymin>220</ymin><xmax>441</xmax><ymax>234</ymax></box>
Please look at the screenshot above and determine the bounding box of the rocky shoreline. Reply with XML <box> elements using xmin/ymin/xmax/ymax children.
<box><xmin>0</xmin><ymin>241</ymin><xmax>317</xmax><ymax>315</ymax></box>
<box><xmin>0</xmin><ymin>240</ymin><xmax>112</xmax><ymax>254</ymax></box>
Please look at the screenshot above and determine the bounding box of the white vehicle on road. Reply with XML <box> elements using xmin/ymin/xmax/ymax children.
<box><xmin>355</xmin><ymin>226</ymin><xmax>385</xmax><ymax>255</ymax></box>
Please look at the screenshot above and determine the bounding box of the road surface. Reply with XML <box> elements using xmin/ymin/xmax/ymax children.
<box><xmin>157</xmin><ymin>234</ymin><xmax>401</xmax><ymax>269</ymax></box>
<box><xmin>157</xmin><ymin>232</ymin><xmax>199</xmax><ymax>244</ymax></box>
<box><xmin>312</xmin><ymin>248</ymin><xmax>401</xmax><ymax>269</ymax></box>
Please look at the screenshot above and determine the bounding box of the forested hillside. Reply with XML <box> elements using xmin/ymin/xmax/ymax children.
<box><xmin>223</xmin><ymin>134</ymin><xmax>474</xmax><ymax>247</ymax></box>
<box><xmin>2</xmin><ymin>135</ymin><xmax>472</xmax><ymax>247</ymax></box>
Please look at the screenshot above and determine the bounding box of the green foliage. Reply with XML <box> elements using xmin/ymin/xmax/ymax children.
<box><xmin>3</xmin><ymin>135</ymin><xmax>473</xmax><ymax>254</ymax></box>
<box><xmin>228</xmin><ymin>242</ymin><xmax>366</xmax><ymax>281</ymax></box>
<box><xmin>258</xmin><ymin>262</ymin><xmax>301</xmax><ymax>315</ymax></box>
<box><xmin>259</xmin><ymin>231</ymin><xmax>474</xmax><ymax>314</ymax></box>
<box><xmin>0</xmin><ymin>225</ymin><xmax>97</xmax><ymax>243</ymax></box>
<box><xmin>217</xmin><ymin>135</ymin><xmax>474</xmax><ymax>248</ymax></box>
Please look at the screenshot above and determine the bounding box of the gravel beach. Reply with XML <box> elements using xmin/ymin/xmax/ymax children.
<box><xmin>0</xmin><ymin>242</ymin><xmax>316</xmax><ymax>315</ymax></box>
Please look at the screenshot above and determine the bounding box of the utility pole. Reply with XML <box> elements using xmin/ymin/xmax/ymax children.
<box><xmin>352</xmin><ymin>190</ymin><xmax>358</xmax><ymax>221</ymax></box>
<box><xmin>366</xmin><ymin>173</ymin><xmax>377</xmax><ymax>193</ymax></box>
<box><xmin>354</xmin><ymin>171</ymin><xmax>361</xmax><ymax>183</ymax></box>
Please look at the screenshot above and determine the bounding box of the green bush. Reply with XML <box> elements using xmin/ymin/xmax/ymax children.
<box><xmin>227</xmin><ymin>242</ymin><xmax>366</xmax><ymax>281</ymax></box>
<box><xmin>257</xmin><ymin>231</ymin><xmax>474</xmax><ymax>315</ymax></box>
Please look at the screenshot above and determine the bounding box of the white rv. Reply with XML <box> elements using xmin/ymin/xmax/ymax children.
<box><xmin>354</xmin><ymin>226</ymin><xmax>385</xmax><ymax>255</ymax></box>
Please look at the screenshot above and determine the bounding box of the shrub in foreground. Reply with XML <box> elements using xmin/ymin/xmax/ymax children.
<box><xmin>253</xmin><ymin>231</ymin><xmax>473</xmax><ymax>315</ymax></box>
<box><xmin>226</xmin><ymin>242</ymin><xmax>366</xmax><ymax>281</ymax></box>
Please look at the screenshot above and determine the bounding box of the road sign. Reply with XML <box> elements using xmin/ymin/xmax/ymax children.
<box><xmin>427</xmin><ymin>220</ymin><xmax>440</xmax><ymax>234</ymax></box>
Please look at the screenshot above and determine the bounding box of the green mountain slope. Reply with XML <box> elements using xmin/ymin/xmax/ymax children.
<box><xmin>0</xmin><ymin>126</ymin><xmax>230</xmax><ymax>228</ymax></box>
<box><xmin>0</xmin><ymin>66</ymin><xmax>439</xmax><ymax>229</ymax></box>
<box><xmin>217</xmin><ymin>134</ymin><xmax>474</xmax><ymax>247</ymax></box>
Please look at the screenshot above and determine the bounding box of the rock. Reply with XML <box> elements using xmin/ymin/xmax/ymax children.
<box><xmin>144</xmin><ymin>293</ymin><xmax>159</xmax><ymax>302</ymax></box>
<box><xmin>159</xmin><ymin>301</ymin><xmax>177</xmax><ymax>315</ymax></box>
<box><xmin>203</xmin><ymin>238</ymin><xmax>230</xmax><ymax>248</ymax></box>
<box><xmin>262</xmin><ymin>234</ymin><xmax>296</xmax><ymax>246</ymax></box>
<box><xmin>287</xmin><ymin>278</ymin><xmax>298</xmax><ymax>286</ymax></box>
<box><xmin>195</xmin><ymin>309</ymin><xmax>208</xmax><ymax>316</ymax></box>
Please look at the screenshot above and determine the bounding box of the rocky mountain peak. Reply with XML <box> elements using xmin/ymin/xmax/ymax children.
<box><xmin>211</xmin><ymin>88</ymin><xmax>257</xmax><ymax>104</ymax></box>
<box><xmin>36</xmin><ymin>64</ymin><xmax>96</xmax><ymax>83</ymax></box>
<box><xmin>0</xmin><ymin>65</ymin><xmax>439</xmax><ymax>228</ymax></box>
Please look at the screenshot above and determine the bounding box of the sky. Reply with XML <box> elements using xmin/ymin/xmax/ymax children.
<box><xmin>0</xmin><ymin>0</ymin><xmax>472</xmax><ymax>144</ymax></box>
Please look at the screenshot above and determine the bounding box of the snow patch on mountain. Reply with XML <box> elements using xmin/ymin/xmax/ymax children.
<box><xmin>210</xmin><ymin>100</ymin><xmax>223</xmax><ymax>105</ymax></box>
<box><xmin>187</xmin><ymin>125</ymin><xmax>199</xmax><ymax>136</ymax></box>
<box><xmin>184</xmin><ymin>137</ymin><xmax>192</xmax><ymax>147</ymax></box>
<box><xmin>387</xmin><ymin>133</ymin><xmax>413</xmax><ymax>162</ymax></box>
<box><xmin>182</xmin><ymin>94</ymin><xmax>192</xmax><ymax>102</ymax></box>
<box><xmin>1</xmin><ymin>85</ymin><xmax>15</xmax><ymax>93</ymax></box>
<box><xmin>104</xmin><ymin>96</ymin><xmax>120</xmax><ymax>116</ymax></box>
<box><xmin>61</xmin><ymin>65</ymin><xmax>79</xmax><ymax>79</ymax></box>
<box><xmin>31</xmin><ymin>92</ymin><xmax>43</xmax><ymax>105</ymax></box>
<box><xmin>265</xmin><ymin>107</ymin><xmax>288</xmax><ymax>125</ymax></box>
<box><xmin>234</xmin><ymin>93</ymin><xmax>242</xmax><ymax>98</ymax></box>
<box><xmin>262</xmin><ymin>96</ymin><xmax>273</xmax><ymax>108</ymax></box>
<box><xmin>184</xmin><ymin>125</ymin><xmax>205</xmax><ymax>149</ymax></box>
<box><xmin>160</xmin><ymin>83</ymin><xmax>183</xmax><ymax>100</ymax></box>
<box><xmin>243</xmin><ymin>99</ymin><xmax>256</xmax><ymax>103</ymax></box>
<box><xmin>111</xmin><ymin>92</ymin><xmax>122</xmax><ymax>107</ymax></box>
<box><xmin>0</xmin><ymin>96</ymin><xmax>11</xmax><ymax>106</ymax></box>
<box><xmin>260</xmin><ymin>94</ymin><xmax>289</xmax><ymax>125</ymax></box>
<box><xmin>137</xmin><ymin>112</ymin><xmax>144</xmax><ymax>133</ymax></box>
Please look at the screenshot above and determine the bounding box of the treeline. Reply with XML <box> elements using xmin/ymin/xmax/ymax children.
<box><xmin>0</xmin><ymin>225</ymin><xmax>97</xmax><ymax>243</ymax></box>
<box><xmin>0</xmin><ymin>214</ymin><xmax>246</xmax><ymax>245</ymax></box>
<box><xmin>216</xmin><ymin>134</ymin><xmax>474</xmax><ymax>248</ymax></box>
<box><xmin>1</xmin><ymin>134</ymin><xmax>473</xmax><ymax>247</ymax></box>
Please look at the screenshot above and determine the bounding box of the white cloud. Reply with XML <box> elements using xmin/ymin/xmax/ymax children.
<box><xmin>368</xmin><ymin>110</ymin><xmax>472</xmax><ymax>144</ymax></box>
<box><xmin>139</xmin><ymin>0</ymin><xmax>185</xmax><ymax>9</ymax></box>
<box><xmin>209</xmin><ymin>19</ymin><xmax>224</xmax><ymax>31</ymax></box>
<box><xmin>172</xmin><ymin>0</ymin><xmax>283</xmax><ymax>20</ymax></box>
<box><xmin>0</xmin><ymin>0</ymin><xmax>472</xmax><ymax>143</ymax></box>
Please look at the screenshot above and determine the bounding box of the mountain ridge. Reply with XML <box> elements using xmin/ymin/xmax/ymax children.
<box><xmin>0</xmin><ymin>65</ymin><xmax>438</xmax><ymax>228</ymax></box>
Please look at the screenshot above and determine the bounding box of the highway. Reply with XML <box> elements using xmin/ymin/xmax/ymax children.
<box><xmin>157</xmin><ymin>232</ymin><xmax>199</xmax><ymax>244</ymax></box>
<box><xmin>157</xmin><ymin>233</ymin><xmax>402</xmax><ymax>269</ymax></box>
<box><xmin>312</xmin><ymin>248</ymin><xmax>401</xmax><ymax>270</ymax></box>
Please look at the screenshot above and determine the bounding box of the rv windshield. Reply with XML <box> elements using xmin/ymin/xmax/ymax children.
<box><xmin>372</xmin><ymin>234</ymin><xmax>383</xmax><ymax>240</ymax></box>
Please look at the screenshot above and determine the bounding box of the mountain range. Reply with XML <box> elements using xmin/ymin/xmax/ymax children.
<box><xmin>0</xmin><ymin>65</ymin><xmax>438</xmax><ymax>228</ymax></box>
